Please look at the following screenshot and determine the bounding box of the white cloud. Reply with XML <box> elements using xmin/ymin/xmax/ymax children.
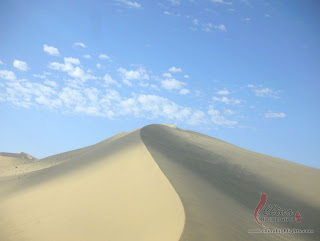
<box><xmin>117</xmin><ymin>67</ymin><xmax>149</xmax><ymax>86</ymax></box>
<box><xmin>253</xmin><ymin>87</ymin><xmax>280</xmax><ymax>98</ymax></box>
<box><xmin>265</xmin><ymin>112</ymin><xmax>286</xmax><ymax>119</ymax></box>
<box><xmin>48</xmin><ymin>57</ymin><xmax>96</xmax><ymax>82</ymax></box>
<box><xmin>210</xmin><ymin>0</ymin><xmax>232</xmax><ymax>5</ymax></box>
<box><xmin>188</xmin><ymin>110</ymin><xmax>207</xmax><ymax>125</ymax></box>
<box><xmin>184</xmin><ymin>74</ymin><xmax>190</xmax><ymax>79</ymax></box>
<box><xmin>193</xmin><ymin>19</ymin><xmax>199</xmax><ymax>25</ymax></box>
<box><xmin>215</xmin><ymin>24</ymin><xmax>227</xmax><ymax>32</ymax></box>
<box><xmin>103</xmin><ymin>74</ymin><xmax>120</xmax><ymax>87</ymax></box>
<box><xmin>212</xmin><ymin>96</ymin><xmax>241</xmax><ymax>105</ymax></box>
<box><xmin>43</xmin><ymin>44</ymin><xmax>60</xmax><ymax>56</ymax></box>
<box><xmin>44</xmin><ymin>80</ymin><xmax>57</xmax><ymax>88</ymax></box>
<box><xmin>96</xmin><ymin>63</ymin><xmax>102</xmax><ymax>69</ymax></box>
<box><xmin>204</xmin><ymin>23</ymin><xmax>214</xmax><ymax>32</ymax></box>
<box><xmin>59</xmin><ymin>87</ymin><xmax>86</xmax><ymax>107</ymax></box>
<box><xmin>168</xmin><ymin>66</ymin><xmax>182</xmax><ymax>73</ymax></box>
<box><xmin>163</xmin><ymin>11</ymin><xmax>173</xmax><ymax>15</ymax></box>
<box><xmin>217</xmin><ymin>89</ymin><xmax>230</xmax><ymax>95</ymax></box>
<box><xmin>163</xmin><ymin>72</ymin><xmax>172</xmax><ymax>78</ymax></box>
<box><xmin>13</xmin><ymin>60</ymin><xmax>28</xmax><ymax>71</ymax></box>
<box><xmin>99</xmin><ymin>54</ymin><xmax>110</xmax><ymax>60</ymax></box>
<box><xmin>204</xmin><ymin>23</ymin><xmax>227</xmax><ymax>32</ymax></box>
<box><xmin>0</xmin><ymin>70</ymin><xmax>16</xmax><ymax>80</ymax></box>
<box><xmin>0</xmin><ymin>60</ymin><xmax>4</xmax><ymax>65</ymax></box>
<box><xmin>208</xmin><ymin>105</ymin><xmax>237</xmax><ymax>126</ymax></box>
<box><xmin>179</xmin><ymin>88</ymin><xmax>190</xmax><ymax>95</ymax></box>
<box><xmin>3</xmin><ymin>79</ymin><xmax>58</xmax><ymax>108</ymax></box>
<box><xmin>33</xmin><ymin>74</ymin><xmax>47</xmax><ymax>79</ymax></box>
<box><xmin>248</xmin><ymin>85</ymin><xmax>280</xmax><ymax>98</ymax></box>
<box><xmin>122</xmin><ymin>79</ymin><xmax>133</xmax><ymax>86</ymax></box>
<box><xmin>73</xmin><ymin>42</ymin><xmax>87</xmax><ymax>48</ymax></box>
<box><xmin>0</xmin><ymin>73</ymin><xmax>241</xmax><ymax>128</ymax></box>
<box><xmin>161</xmin><ymin>78</ymin><xmax>186</xmax><ymax>90</ymax></box>
<box><xmin>117</xmin><ymin>0</ymin><xmax>141</xmax><ymax>9</ymax></box>
<box><xmin>99</xmin><ymin>54</ymin><xmax>111</xmax><ymax>61</ymax></box>
<box><xmin>83</xmin><ymin>54</ymin><xmax>91</xmax><ymax>59</ymax></box>
<box><xmin>224</xmin><ymin>109</ymin><xmax>235</xmax><ymax>115</ymax></box>
<box><xmin>65</xmin><ymin>57</ymin><xmax>80</xmax><ymax>65</ymax></box>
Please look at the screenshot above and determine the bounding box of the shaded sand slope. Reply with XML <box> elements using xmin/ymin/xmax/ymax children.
<box><xmin>140</xmin><ymin>124</ymin><xmax>320</xmax><ymax>241</ymax></box>
<box><xmin>0</xmin><ymin>130</ymin><xmax>185</xmax><ymax>241</ymax></box>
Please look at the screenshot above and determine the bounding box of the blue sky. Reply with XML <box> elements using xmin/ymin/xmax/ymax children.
<box><xmin>0</xmin><ymin>0</ymin><xmax>319</xmax><ymax>168</ymax></box>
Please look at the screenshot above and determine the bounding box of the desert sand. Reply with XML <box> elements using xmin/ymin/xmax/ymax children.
<box><xmin>1</xmin><ymin>124</ymin><xmax>319</xmax><ymax>241</ymax></box>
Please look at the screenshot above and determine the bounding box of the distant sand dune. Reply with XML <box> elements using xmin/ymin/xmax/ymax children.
<box><xmin>1</xmin><ymin>124</ymin><xmax>319</xmax><ymax>240</ymax></box>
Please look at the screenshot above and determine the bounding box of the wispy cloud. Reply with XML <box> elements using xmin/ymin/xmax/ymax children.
<box><xmin>167</xmin><ymin>0</ymin><xmax>181</xmax><ymax>5</ymax></box>
<box><xmin>163</xmin><ymin>11</ymin><xmax>173</xmax><ymax>15</ymax></box>
<box><xmin>161</xmin><ymin>78</ymin><xmax>186</xmax><ymax>90</ymax></box>
<box><xmin>0</xmin><ymin>70</ymin><xmax>16</xmax><ymax>80</ymax></box>
<box><xmin>168</xmin><ymin>66</ymin><xmax>182</xmax><ymax>73</ymax></box>
<box><xmin>208</xmin><ymin>105</ymin><xmax>237</xmax><ymax>126</ymax></box>
<box><xmin>33</xmin><ymin>72</ymin><xmax>51</xmax><ymax>80</ymax></box>
<box><xmin>48</xmin><ymin>57</ymin><xmax>96</xmax><ymax>82</ymax></box>
<box><xmin>13</xmin><ymin>60</ymin><xmax>29</xmax><ymax>71</ymax></box>
<box><xmin>0</xmin><ymin>60</ymin><xmax>4</xmax><ymax>65</ymax></box>
<box><xmin>118</xmin><ymin>67</ymin><xmax>149</xmax><ymax>86</ymax></box>
<box><xmin>217</xmin><ymin>89</ymin><xmax>230</xmax><ymax>95</ymax></box>
<box><xmin>179</xmin><ymin>88</ymin><xmax>190</xmax><ymax>95</ymax></box>
<box><xmin>3</xmin><ymin>78</ymin><xmax>59</xmax><ymax>108</ymax></box>
<box><xmin>117</xmin><ymin>0</ymin><xmax>142</xmax><ymax>9</ymax></box>
<box><xmin>215</xmin><ymin>24</ymin><xmax>227</xmax><ymax>32</ymax></box>
<box><xmin>43</xmin><ymin>44</ymin><xmax>60</xmax><ymax>56</ymax></box>
<box><xmin>193</xmin><ymin>19</ymin><xmax>199</xmax><ymax>25</ymax></box>
<box><xmin>73</xmin><ymin>42</ymin><xmax>87</xmax><ymax>48</ymax></box>
<box><xmin>99</xmin><ymin>54</ymin><xmax>111</xmax><ymax>61</ymax></box>
<box><xmin>204</xmin><ymin>23</ymin><xmax>227</xmax><ymax>32</ymax></box>
<box><xmin>265</xmin><ymin>112</ymin><xmax>286</xmax><ymax>119</ymax></box>
<box><xmin>2</xmin><ymin>42</ymin><xmax>285</xmax><ymax>129</ymax></box>
<box><xmin>210</xmin><ymin>0</ymin><xmax>232</xmax><ymax>5</ymax></box>
<box><xmin>103</xmin><ymin>74</ymin><xmax>121</xmax><ymax>87</ymax></box>
<box><xmin>212</xmin><ymin>96</ymin><xmax>241</xmax><ymax>105</ymax></box>
<box><xmin>163</xmin><ymin>72</ymin><xmax>173</xmax><ymax>78</ymax></box>
<box><xmin>83</xmin><ymin>54</ymin><xmax>91</xmax><ymax>59</ymax></box>
<box><xmin>248</xmin><ymin>85</ymin><xmax>280</xmax><ymax>98</ymax></box>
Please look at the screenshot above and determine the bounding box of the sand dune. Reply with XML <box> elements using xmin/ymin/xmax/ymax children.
<box><xmin>0</xmin><ymin>129</ymin><xmax>184</xmax><ymax>241</ymax></box>
<box><xmin>1</xmin><ymin>124</ymin><xmax>319</xmax><ymax>240</ymax></box>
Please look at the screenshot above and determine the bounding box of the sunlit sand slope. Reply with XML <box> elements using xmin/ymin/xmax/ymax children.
<box><xmin>0</xmin><ymin>130</ymin><xmax>185</xmax><ymax>241</ymax></box>
<box><xmin>140</xmin><ymin>124</ymin><xmax>320</xmax><ymax>241</ymax></box>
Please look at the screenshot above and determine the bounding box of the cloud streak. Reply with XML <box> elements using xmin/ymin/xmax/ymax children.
<box><xmin>265</xmin><ymin>112</ymin><xmax>286</xmax><ymax>119</ymax></box>
<box><xmin>117</xmin><ymin>0</ymin><xmax>141</xmax><ymax>9</ymax></box>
